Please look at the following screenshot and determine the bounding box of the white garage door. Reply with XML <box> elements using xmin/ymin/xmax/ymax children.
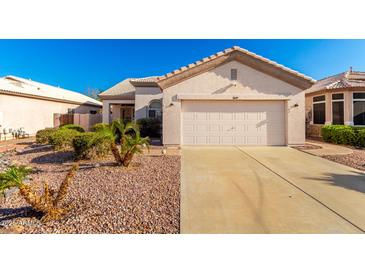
<box><xmin>182</xmin><ymin>100</ymin><xmax>286</xmax><ymax>145</ymax></box>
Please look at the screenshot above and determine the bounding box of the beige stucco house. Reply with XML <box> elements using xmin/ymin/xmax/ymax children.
<box><xmin>99</xmin><ymin>46</ymin><xmax>315</xmax><ymax>146</ymax></box>
<box><xmin>305</xmin><ymin>69</ymin><xmax>365</xmax><ymax>137</ymax></box>
<box><xmin>0</xmin><ymin>75</ymin><xmax>102</xmax><ymax>138</ymax></box>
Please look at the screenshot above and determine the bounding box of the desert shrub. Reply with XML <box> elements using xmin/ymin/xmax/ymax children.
<box><xmin>321</xmin><ymin>125</ymin><xmax>357</xmax><ymax>145</ymax></box>
<box><xmin>72</xmin><ymin>132</ymin><xmax>112</xmax><ymax>160</ymax></box>
<box><xmin>36</xmin><ymin>128</ymin><xmax>57</xmax><ymax>144</ymax></box>
<box><xmin>354</xmin><ymin>129</ymin><xmax>365</xmax><ymax>147</ymax></box>
<box><xmin>91</xmin><ymin>123</ymin><xmax>110</xmax><ymax>132</ymax></box>
<box><xmin>137</xmin><ymin>117</ymin><xmax>161</xmax><ymax>138</ymax></box>
<box><xmin>48</xmin><ymin>129</ymin><xmax>81</xmax><ymax>151</ymax></box>
<box><xmin>321</xmin><ymin>125</ymin><xmax>334</xmax><ymax>142</ymax></box>
<box><xmin>59</xmin><ymin>124</ymin><xmax>85</xmax><ymax>133</ymax></box>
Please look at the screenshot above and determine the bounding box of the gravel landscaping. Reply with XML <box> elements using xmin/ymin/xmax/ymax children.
<box><xmin>322</xmin><ymin>150</ymin><xmax>365</xmax><ymax>171</ymax></box>
<box><xmin>295</xmin><ymin>140</ymin><xmax>365</xmax><ymax>171</ymax></box>
<box><xmin>0</xmin><ymin>143</ymin><xmax>180</xmax><ymax>233</ymax></box>
<box><xmin>291</xmin><ymin>143</ymin><xmax>322</xmax><ymax>150</ymax></box>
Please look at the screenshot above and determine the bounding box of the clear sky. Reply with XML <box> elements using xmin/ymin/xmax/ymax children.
<box><xmin>1</xmin><ymin>39</ymin><xmax>365</xmax><ymax>94</ymax></box>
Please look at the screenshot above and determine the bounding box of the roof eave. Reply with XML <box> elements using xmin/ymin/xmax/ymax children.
<box><xmin>305</xmin><ymin>86</ymin><xmax>365</xmax><ymax>96</ymax></box>
<box><xmin>129</xmin><ymin>81</ymin><xmax>159</xmax><ymax>87</ymax></box>
<box><xmin>0</xmin><ymin>89</ymin><xmax>102</xmax><ymax>107</ymax></box>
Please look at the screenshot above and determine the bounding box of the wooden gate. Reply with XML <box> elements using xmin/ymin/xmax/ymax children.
<box><xmin>54</xmin><ymin>113</ymin><xmax>102</xmax><ymax>131</ymax></box>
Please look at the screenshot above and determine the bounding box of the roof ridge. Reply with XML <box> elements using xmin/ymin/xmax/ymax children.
<box><xmin>157</xmin><ymin>46</ymin><xmax>315</xmax><ymax>83</ymax></box>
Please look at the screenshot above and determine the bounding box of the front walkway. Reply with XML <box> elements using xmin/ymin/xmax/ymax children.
<box><xmin>181</xmin><ymin>146</ymin><xmax>365</xmax><ymax>233</ymax></box>
<box><xmin>302</xmin><ymin>140</ymin><xmax>353</xmax><ymax>156</ymax></box>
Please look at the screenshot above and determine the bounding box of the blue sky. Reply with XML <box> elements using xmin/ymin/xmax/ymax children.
<box><xmin>1</xmin><ymin>39</ymin><xmax>365</xmax><ymax>94</ymax></box>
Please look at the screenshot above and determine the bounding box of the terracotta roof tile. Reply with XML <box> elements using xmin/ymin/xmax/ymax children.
<box><xmin>305</xmin><ymin>70</ymin><xmax>365</xmax><ymax>94</ymax></box>
<box><xmin>156</xmin><ymin>46</ymin><xmax>315</xmax><ymax>83</ymax></box>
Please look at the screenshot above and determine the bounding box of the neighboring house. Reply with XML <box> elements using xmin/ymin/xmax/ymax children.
<box><xmin>305</xmin><ymin>69</ymin><xmax>365</xmax><ymax>137</ymax></box>
<box><xmin>99</xmin><ymin>46</ymin><xmax>315</xmax><ymax>146</ymax></box>
<box><xmin>0</xmin><ymin>75</ymin><xmax>102</xmax><ymax>137</ymax></box>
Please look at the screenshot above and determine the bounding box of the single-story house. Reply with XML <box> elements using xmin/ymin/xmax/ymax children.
<box><xmin>305</xmin><ymin>69</ymin><xmax>365</xmax><ymax>137</ymax></box>
<box><xmin>99</xmin><ymin>46</ymin><xmax>315</xmax><ymax>146</ymax></box>
<box><xmin>0</xmin><ymin>75</ymin><xmax>102</xmax><ymax>138</ymax></box>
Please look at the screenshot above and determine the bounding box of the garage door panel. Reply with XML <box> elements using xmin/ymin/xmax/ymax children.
<box><xmin>182</xmin><ymin>101</ymin><xmax>285</xmax><ymax>146</ymax></box>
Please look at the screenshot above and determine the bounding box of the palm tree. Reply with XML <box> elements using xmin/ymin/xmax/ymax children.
<box><xmin>110</xmin><ymin>119</ymin><xmax>139</xmax><ymax>144</ymax></box>
<box><xmin>121</xmin><ymin>131</ymin><xmax>150</xmax><ymax>167</ymax></box>
<box><xmin>0</xmin><ymin>164</ymin><xmax>79</xmax><ymax>222</ymax></box>
<box><xmin>94</xmin><ymin>119</ymin><xmax>142</xmax><ymax>166</ymax></box>
<box><xmin>0</xmin><ymin>165</ymin><xmax>32</xmax><ymax>195</ymax></box>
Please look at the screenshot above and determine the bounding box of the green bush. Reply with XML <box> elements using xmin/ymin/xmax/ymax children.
<box><xmin>354</xmin><ymin>129</ymin><xmax>365</xmax><ymax>147</ymax></box>
<box><xmin>321</xmin><ymin>125</ymin><xmax>359</xmax><ymax>146</ymax></box>
<box><xmin>91</xmin><ymin>123</ymin><xmax>110</xmax><ymax>132</ymax></box>
<box><xmin>60</xmin><ymin>124</ymin><xmax>85</xmax><ymax>133</ymax></box>
<box><xmin>48</xmin><ymin>129</ymin><xmax>81</xmax><ymax>151</ymax></box>
<box><xmin>36</xmin><ymin>128</ymin><xmax>57</xmax><ymax>144</ymax></box>
<box><xmin>72</xmin><ymin>132</ymin><xmax>111</xmax><ymax>160</ymax></box>
<box><xmin>137</xmin><ymin>118</ymin><xmax>161</xmax><ymax>138</ymax></box>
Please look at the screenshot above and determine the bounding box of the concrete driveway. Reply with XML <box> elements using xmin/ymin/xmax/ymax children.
<box><xmin>181</xmin><ymin>146</ymin><xmax>365</xmax><ymax>233</ymax></box>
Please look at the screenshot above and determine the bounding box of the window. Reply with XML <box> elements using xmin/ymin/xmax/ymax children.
<box><xmin>90</xmin><ymin>110</ymin><xmax>97</xmax><ymax>114</ymax></box>
<box><xmin>353</xmin><ymin>93</ymin><xmax>365</xmax><ymax>125</ymax></box>
<box><xmin>313</xmin><ymin>95</ymin><xmax>326</xmax><ymax>124</ymax></box>
<box><xmin>148</xmin><ymin>100</ymin><xmax>162</xmax><ymax>119</ymax></box>
<box><xmin>230</xmin><ymin>69</ymin><xmax>237</xmax><ymax>80</ymax></box>
<box><xmin>332</xmin><ymin>93</ymin><xmax>344</xmax><ymax>125</ymax></box>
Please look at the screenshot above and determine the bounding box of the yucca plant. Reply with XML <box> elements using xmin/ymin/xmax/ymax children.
<box><xmin>0</xmin><ymin>164</ymin><xmax>79</xmax><ymax>222</ymax></box>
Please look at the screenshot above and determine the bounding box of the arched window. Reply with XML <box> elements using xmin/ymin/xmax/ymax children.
<box><xmin>148</xmin><ymin>100</ymin><xmax>162</xmax><ymax>119</ymax></box>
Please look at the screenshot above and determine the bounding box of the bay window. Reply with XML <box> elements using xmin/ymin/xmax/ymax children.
<box><xmin>353</xmin><ymin>93</ymin><xmax>365</xmax><ymax>125</ymax></box>
<box><xmin>332</xmin><ymin>93</ymin><xmax>344</xmax><ymax>125</ymax></box>
<box><xmin>313</xmin><ymin>95</ymin><xmax>326</xmax><ymax>124</ymax></box>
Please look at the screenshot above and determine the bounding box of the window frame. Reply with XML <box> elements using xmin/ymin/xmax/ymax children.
<box><xmin>331</xmin><ymin>92</ymin><xmax>344</xmax><ymax>125</ymax></box>
<box><xmin>147</xmin><ymin>99</ymin><xmax>162</xmax><ymax>119</ymax></box>
<box><xmin>312</xmin><ymin>95</ymin><xmax>326</xmax><ymax>125</ymax></box>
<box><xmin>353</xmin><ymin>92</ymin><xmax>365</xmax><ymax>126</ymax></box>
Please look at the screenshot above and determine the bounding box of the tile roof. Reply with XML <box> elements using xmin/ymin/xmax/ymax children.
<box><xmin>157</xmin><ymin>46</ymin><xmax>315</xmax><ymax>83</ymax></box>
<box><xmin>0</xmin><ymin>75</ymin><xmax>102</xmax><ymax>106</ymax></box>
<box><xmin>305</xmin><ymin>70</ymin><xmax>365</xmax><ymax>94</ymax></box>
<box><xmin>99</xmin><ymin>76</ymin><xmax>159</xmax><ymax>98</ymax></box>
<box><xmin>101</xmin><ymin>45</ymin><xmax>316</xmax><ymax>97</ymax></box>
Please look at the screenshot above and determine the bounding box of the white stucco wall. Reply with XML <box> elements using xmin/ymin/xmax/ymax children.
<box><xmin>162</xmin><ymin>60</ymin><xmax>305</xmax><ymax>145</ymax></box>
<box><xmin>0</xmin><ymin>94</ymin><xmax>100</xmax><ymax>135</ymax></box>
<box><xmin>134</xmin><ymin>87</ymin><xmax>162</xmax><ymax>120</ymax></box>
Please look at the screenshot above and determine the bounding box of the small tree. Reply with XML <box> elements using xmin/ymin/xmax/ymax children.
<box><xmin>0</xmin><ymin>164</ymin><xmax>79</xmax><ymax>222</ymax></box>
<box><xmin>120</xmin><ymin>131</ymin><xmax>150</xmax><ymax>167</ymax></box>
<box><xmin>95</xmin><ymin>119</ymin><xmax>149</xmax><ymax>167</ymax></box>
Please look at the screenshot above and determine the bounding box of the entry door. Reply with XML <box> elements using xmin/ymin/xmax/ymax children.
<box><xmin>182</xmin><ymin>100</ymin><xmax>285</xmax><ymax>145</ymax></box>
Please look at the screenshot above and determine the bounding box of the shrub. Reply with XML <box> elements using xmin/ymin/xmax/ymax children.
<box><xmin>137</xmin><ymin>118</ymin><xmax>161</xmax><ymax>138</ymax></box>
<box><xmin>36</xmin><ymin>128</ymin><xmax>57</xmax><ymax>144</ymax></box>
<box><xmin>321</xmin><ymin>125</ymin><xmax>357</xmax><ymax>146</ymax></box>
<box><xmin>48</xmin><ymin>129</ymin><xmax>81</xmax><ymax>151</ymax></box>
<box><xmin>72</xmin><ymin>132</ymin><xmax>112</xmax><ymax>160</ymax></box>
<box><xmin>91</xmin><ymin>123</ymin><xmax>110</xmax><ymax>132</ymax></box>
<box><xmin>60</xmin><ymin>124</ymin><xmax>85</xmax><ymax>133</ymax></box>
<box><xmin>354</xmin><ymin>129</ymin><xmax>365</xmax><ymax>147</ymax></box>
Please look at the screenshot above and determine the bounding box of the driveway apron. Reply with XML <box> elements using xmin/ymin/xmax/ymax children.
<box><xmin>181</xmin><ymin>146</ymin><xmax>362</xmax><ymax>233</ymax></box>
